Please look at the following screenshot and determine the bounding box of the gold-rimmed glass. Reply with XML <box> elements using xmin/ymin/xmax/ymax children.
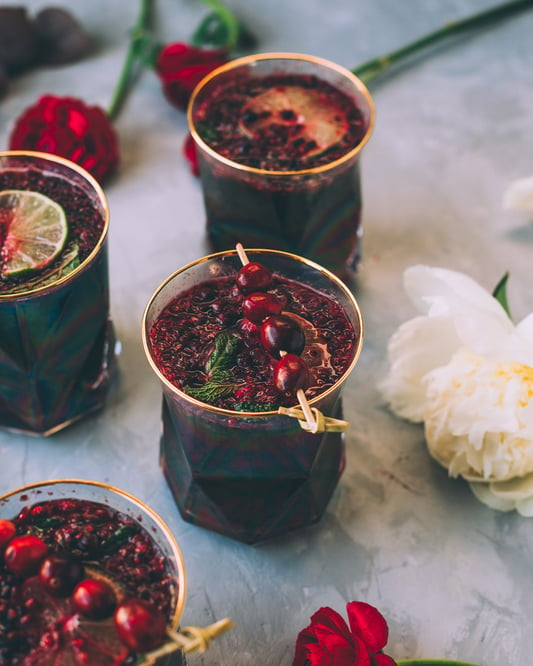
<box><xmin>0</xmin><ymin>478</ymin><xmax>187</xmax><ymax>665</ymax></box>
<box><xmin>0</xmin><ymin>151</ymin><xmax>117</xmax><ymax>435</ymax></box>
<box><xmin>188</xmin><ymin>52</ymin><xmax>375</xmax><ymax>279</ymax></box>
<box><xmin>143</xmin><ymin>248</ymin><xmax>363</xmax><ymax>544</ymax></box>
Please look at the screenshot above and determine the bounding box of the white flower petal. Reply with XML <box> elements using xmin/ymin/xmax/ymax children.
<box><xmin>423</xmin><ymin>349</ymin><xmax>533</xmax><ymax>481</ymax></box>
<box><xmin>488</xmin><ymin>473</ymin><xmax>533</xmax><ymax>501</ymax></box>
<box><xmin>516</xmin><ymin>496</ymin><xmax>533</xmax><ymax>517</ymax></box>
<box><xmin>469</xmin><ymin>481</ymin><xmax>516</xmax><ymax>512</ymax></box>
<box><xmin>403</xmin><ymin>265</ymin><xmax>513</xmax><ymax>359</ymax></box>
<box><xmin>379</xmin><ymin>315</ymin><xmax>459</xmax><ymax>422</ymax></box>
<box><xmin>508</xmin><ymin>313</ymin><xmax>533</xmax><ymax>367</ymax></box>
<box><xmin>502</xmin><ymin>175</ymin><xmax>533</xmax><ymax>211</ymax></box>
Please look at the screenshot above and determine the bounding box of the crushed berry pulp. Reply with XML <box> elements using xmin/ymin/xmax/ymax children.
<box><xmin>195</xmin><ymin>73</ymin><xmax>367</xmax><ymax>171</ymax></box>
<box><xmin>149</xmin><ymin>274</ymin><xmax>357</xmax><ymax>411</ymax></box>
<box><xmin>0</xmin><ymin>168</ymin><xmax>104</xmax><ymax>295</ymax></box>
<box><xmin>0</xmin><ymin>497</ymin><xmax>178</xmax><ymax>665</ymax></box>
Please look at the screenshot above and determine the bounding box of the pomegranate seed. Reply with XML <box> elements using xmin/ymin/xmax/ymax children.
<box><xmin>114</xmin><ymin>598</ymin><xmax>167</xmax><ymax>652</ymax></box>
<box><xmin>72</xmin><ymin>578</ymin><xmax>117</xmax><ymax>619</ymax></box>
<box><xmin>260</xmin><ymin>314</ymin><xmax>305</xmax><ymax>359</ymax></box>
<box><xmin>4</xmin><ymin>535</ymin><xmax>48</xmax><ymax>577</ymax></box>
<box><xmin>236</xmin><ymin>262</ymin><xmax>273</xmax><ymax>294</ymax></box>
<box><xmin>274</xmin><ymin>354</ymin><xmax>309</xmax><ymax>396</ymax></box>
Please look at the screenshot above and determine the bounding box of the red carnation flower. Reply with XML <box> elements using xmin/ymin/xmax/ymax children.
<box><xmin>9</xmin><ymin>95</ymin><xmax>119</xmax><ymax>184</ymax></box>
<box><xmin>293</xmin><ymin>601</ymin><xmax>397</xmax><ymax>666</ymax></box>
<box><xmin>156</xmin><ymin>42</ymin><xmax>228</xmax><ymax>111</ymax></box>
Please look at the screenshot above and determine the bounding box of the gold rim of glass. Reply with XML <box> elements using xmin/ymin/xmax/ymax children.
<box><xmin>0</xmin><ymin>478</ymin><xmax>187</xmax><ymax>633</ymax></box>
<box><xmin>187</xmin><ymin>51</ymin><xmax>376</xmax><ymax>177</ymax></box>
<box><xmin>142</xmin><ymin>247</ymin><xmax>364</xmax><ymax>418</ymax></box>
<box><xmin>0</xmin><ymin>150</ymin><xmax>110</xmax><ymax>300</ymax></box>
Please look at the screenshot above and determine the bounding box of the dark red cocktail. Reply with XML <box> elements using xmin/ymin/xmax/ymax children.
<box><xmin>188</xmin><ymin>54</ymin><xmax>375</xmax><ymax>279</ymax></box>
<box><xmin>0</xmin><ymin>479</ymin><xmax>187</xmax><ymax>665</ymax></box>
<box><xmin>143</xmin><ymin>249</ymin><xmax>363</xmax><ymax>544</ymax></box>
<box><xmin>0</xmin><ymin>151</ymin><xmax>117</xmax><ymax>435</ymax></box>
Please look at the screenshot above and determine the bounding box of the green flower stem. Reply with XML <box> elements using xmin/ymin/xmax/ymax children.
<box><xmin>107</xmin><ymin>0</ymin><xmax>152</xmax><ymax>122</ymax></box>
<box><xmin>353</xmin><ymin>0</ymin><xmax>533</xmax><ymax>84</ymax></box>
<box><xmin>397</xmin><ymin>661</ymin><xmax>479</xmax><ymax>666</ymax></box>
<box><xmin>194</xmin><ymin>0</ymin><xmax>240</xmax><ymax>49</ymax></box>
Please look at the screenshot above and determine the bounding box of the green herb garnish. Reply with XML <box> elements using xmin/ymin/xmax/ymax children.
<box><xmin>99</xmin><ymin>524</ymin><xmax>138</xmax><ymax>555</ymax></box>
<box><xmin>184</xmin><ymin>330</ymin><xmax>241</xmax><ymax>405</ymax></box>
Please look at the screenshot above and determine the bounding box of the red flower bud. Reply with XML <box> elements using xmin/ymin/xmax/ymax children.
<box><xmin>8</xmin><ymin>95</ymin><xmax>119</xmax><ymax>184</ymax></box>
<box><xmin>183</xmin><ymin>132</ymin><xmax>200</xmax><ymax>177</ymax></box>
<box><xmin>156</xmin><ymin>42</ymin><xmax>228</xmax><ymax>111</ymax></box>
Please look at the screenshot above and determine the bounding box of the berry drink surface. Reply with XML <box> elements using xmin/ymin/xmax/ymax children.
<box><xmin>149</xmin><ymin>274</ymin><xmax>357</xmax><ymax>411</ymax></box>
<box><xmin>0</xmin><ymin>168</ymin><xmax>104</xmax><ymax>296</ymax></box>
<box><xmin>195</xmin><ymin>73</ymin><xmax>366</xmax><ymax>171</ymax></box>
<box><xmin>0</xmin><ymin>497</ymin><xmax>178</xmax><ymax>665</ymax></box>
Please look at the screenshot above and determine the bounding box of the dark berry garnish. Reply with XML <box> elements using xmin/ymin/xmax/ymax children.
<box><xmin>39</xmin><ymin>555</ymin><xmax>84</xmax><ymax>597</ymax></box>
<box><xmin>34</xmin><ymin>8</ymin><xmax>92</xmax><ymax>66</ymax></box>
<box><xmin>0</xmin><ymin>7</ymin><xmax>37</xmax><ymax>75</ymax></box>
<box><xmin>260</xmin><ymin>314</ymin><xmax>306</xmax><ymax>359</ymax></box>
<box><xmin>4</xmin><ymin>535</ymin><xmax>48</xmax><ymax>576</ymax></box>
<box><xmin>114</xmin><ymin>598</ymin><xmax>167</xmax><ymax>652</ymax></box>
<box><xmin>242</xmin><ymin>291</ymin><xmax>282</xmax><ymax>324</ymax></box>
<box><xmin>72</xmin><ymin>578</ymin><xmax>117</xmax><ymax>619</ymax></box>
<box><xmin>236</xmin><ymin>262</ymin><xmax>273</xmax><ymax>294</ymax></box>
<box><xmin>0</xmin><ymin>518</ymin><xmax>16</xmax><ymax>552</ymax></box>
<box><xmin>274</xmin><ymin>354</ymin><xmax>309</xmax><ymax>396</ymax></box>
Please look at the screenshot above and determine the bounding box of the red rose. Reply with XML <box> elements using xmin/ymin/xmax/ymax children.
<box><xmin>8</xmin><ymin>95</ymin><xmax>119</xmax><ymax>184</ymax></box>
<box><xmin>293</xmin><ymin>601</ymin><xmax>397</xmax><ymax>666</ymax></box>
<box><xmin>156</xmin><ymin>42</ymin><xmax>228</xmax><ymax>111</ymax></box>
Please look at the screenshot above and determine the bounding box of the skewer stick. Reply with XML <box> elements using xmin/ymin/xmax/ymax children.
<box><xmin>236</xmin><ymin>243</ymin><xmax>317</xmax><ymax>433</ymax></box>
<box><xmin>236</xmin><ymin>242</ymin><xmax>249</xmax><ymax>265</ymax></box>
<box><xmin>144</xmin><ymin>618</ymin><xmax>234</xmax><ymax>661</ymax></box>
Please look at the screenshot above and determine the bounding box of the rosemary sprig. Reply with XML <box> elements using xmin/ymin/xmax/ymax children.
<box><xmin>184</xmin><ymin>330</ymin><xmax>241</xmax><ymax>404</ymax></box>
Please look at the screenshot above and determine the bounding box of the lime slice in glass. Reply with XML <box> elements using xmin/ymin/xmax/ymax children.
<box><xmin>0</xmin><ymin>189</ymin><xmax>68</xmax><ymax>277</ymax></box>
<box><xmin>239</xmin><ymin>85</ymin><xmax>349</xmax><ymax>159</ymax></box>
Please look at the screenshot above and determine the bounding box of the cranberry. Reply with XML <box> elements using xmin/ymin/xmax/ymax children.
<box><xmin>39</xmin><ymin>555</ymin><xmax>84</xmax><ymax>597</ymax></box>
<box><xmin>236</xmin><ymin>262</ymin><xmax>273</xmax><ymax>294</ymax></box>
<box><xmin>274</xmin><ymin>354</ymin><xmax>309</xmax><ymax>396</ymax></box>
<box><xmin>0</xmin><ymin>519</ymin><xmax>16</xmax><ymax>552</ymax></box>
<box><xmin>4</xmin><ymin>535</ymin><xmax>48</xmax><ymax>577</ymax></box>
<box><xmin>72</xmin><ymin>578</ymin><xmax>117</xmax><ymax>619</ymax></box>
<box><xmin>242</xmin><ymin>291</ymin><xmax>282</xmax><ymax>324</ymax></box>
<box><xmin>114</xmin><ymin>598</ymin><xmax>167</xmax><ymax>652</ymax></box>
<box><xmin>260</xmin><ymin>314</ymin><xmax>306</xmax><ymax>359</ymax></box>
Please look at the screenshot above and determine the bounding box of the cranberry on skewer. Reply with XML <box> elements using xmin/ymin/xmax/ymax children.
<box><xmin>242</xmin><ymin>291</ymin><xmax>282</xmax><ymax>324</ymax></box>
<box><xmin>274</xmin><ymin>354</ymin><xmax>309</xmax><ymax>396</ymax></box>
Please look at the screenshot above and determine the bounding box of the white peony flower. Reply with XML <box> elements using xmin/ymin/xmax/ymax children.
<box><xmin>502</xmin><ymin>175</ymin><xmax>533</xmax><ymax>212</ymax></box>
<box><xmin>380</xmin><ymin>265</ymin><xmax>533</xmax><ymax>513</ymax></box>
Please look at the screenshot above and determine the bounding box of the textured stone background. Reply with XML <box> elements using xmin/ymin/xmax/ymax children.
<box><xmin>1</xmin><ymin>1</ymin><xmax>533</xmax><ymax>663</ymax></box>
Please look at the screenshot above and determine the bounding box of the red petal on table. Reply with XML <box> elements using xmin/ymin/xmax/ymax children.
<box><xmin>346</xmin><ymin>602</ymin><xmax>389</xmax><ymax>653</ymax></box>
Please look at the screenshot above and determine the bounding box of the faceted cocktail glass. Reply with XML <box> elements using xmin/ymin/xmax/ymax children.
<box><xmin>188</xmin><ymin>53</ymin><xmax>375</xmax><ymax>279</ymax></box>
<box><xmin>0</xmin><ymin>478</ymin><xmax>187</xmax><ymax>665</ymax></box>
<box><xmin>143</xmin><ymin>248</ymin><xmax>363</xmax><ymax>544</ymax></box>
<box><xmin>0</xmin><ymin>151</ymin><xmax>117</xmax><ymax>435</ymax></box>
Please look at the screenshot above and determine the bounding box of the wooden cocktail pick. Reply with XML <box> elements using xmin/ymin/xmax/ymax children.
<box><xmin>235</xmin><ymin>243</ymin><xmax>319</xmax><ymax>433</ymax></box>
<box><xmin>144</xmin><ymin>618</ymin><xmax>234</xmax><ymax>662</ymax></box>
